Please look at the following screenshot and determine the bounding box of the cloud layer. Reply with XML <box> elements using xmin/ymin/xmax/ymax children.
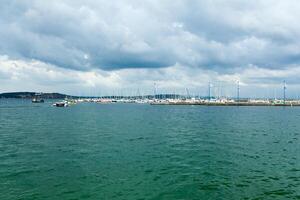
<box><xmin>1</xmin><ymin>0</ymin><xmax>300</xmax><ymax>97</ymax></box>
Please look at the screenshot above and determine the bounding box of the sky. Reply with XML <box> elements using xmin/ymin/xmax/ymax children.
<box><xmin>1</xmin><ymin>0</ymin><xmax>300</xmax><ymax>98</ymax></box>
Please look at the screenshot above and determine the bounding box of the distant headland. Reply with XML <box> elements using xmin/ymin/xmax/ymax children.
<box><xmin>0</xmin><ymin>92</ymin><xmax>73</xmax><ymax>99</ymax></box>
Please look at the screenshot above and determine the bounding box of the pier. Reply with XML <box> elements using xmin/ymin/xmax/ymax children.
<box><xmin>150</xmin><ymin>101</ymin><xmax>300</xmax><ymax>106</ymax></box>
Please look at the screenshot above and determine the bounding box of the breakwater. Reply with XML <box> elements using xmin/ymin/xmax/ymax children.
<box><xmin>150</xmin><ymin>101</ymin><xmax>300</xmax><ymax>106</ymax></box>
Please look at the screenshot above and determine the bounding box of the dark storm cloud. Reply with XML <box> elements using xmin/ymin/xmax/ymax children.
<box><xmin>1</xmin><ymin>0</ymin><xmax>300</xmax><ymax>71</ymax></box>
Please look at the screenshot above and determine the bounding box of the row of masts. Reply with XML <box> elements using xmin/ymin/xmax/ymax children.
<box><xmin>76</xmin><ymin>80</ymin><xmax>289</xmax><ymax>102</ymax></box>
<box><xmin>207</xmin><ymin>80</ymin><xmax>286</xmax><ymax>103</ymax></box>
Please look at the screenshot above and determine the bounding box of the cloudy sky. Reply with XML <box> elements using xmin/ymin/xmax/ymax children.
<box><xmin>1</xmin><ymin>0</ymin><xmax>300</xmax><ymax>98</ymax></box>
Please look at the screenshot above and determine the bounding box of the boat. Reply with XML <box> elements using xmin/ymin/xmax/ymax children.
<box><xmin>53</xmin><ymin>101</ymin><xmax>68</xmax><ymax>107</ymax></box>
<box><xmin>32</xmin><ymin>98</ymin><xmax>44</xmax><ymax>103</ymax></box>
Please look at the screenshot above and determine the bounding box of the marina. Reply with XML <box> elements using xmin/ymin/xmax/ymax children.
<box><xmin>25</xmin><ymin>80</ymin><xmax>300</xmax><ymax>107</ymax></box>
<box><xmin>48</xmin><ymin>96</ymin><xmax>300</xmax><ymax>107</ymax></box>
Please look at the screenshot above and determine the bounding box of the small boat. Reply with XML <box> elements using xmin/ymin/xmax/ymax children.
<box><xmin>53</xmin><ymin>101</ymin><xmax>68</xmax><ymax>107</ymax></box>
<box><xmin>32</xmin><ymin>98</ymin><xmax>44</xmax><ymax>103</ymax></box>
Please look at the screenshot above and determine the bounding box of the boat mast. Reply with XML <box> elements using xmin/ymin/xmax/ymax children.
<box><xmin>208</xmin><ymin>82</ymin><xmax>211</xmax><ymax>101</ymax></box>
<box><xmin>283</xmin><ymin>80</ymin><xmax>286</xmax><ymax>104</ymax></box>
<box><xmin>154</xmin><ymin>83</ymin><xmax>157</xmax><ymax>100</ymax></box>
<box><xmin>186</xmin><ymin>88</ymin><xmax>190</xmax><ymax>99</ymax></box>
<box><xmin>237</xmin><ymin>80</ymin><xmax>240</xmax><ymax>103</ymax></box>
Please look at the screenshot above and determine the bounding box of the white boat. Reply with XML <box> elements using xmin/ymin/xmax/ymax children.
<box><xmin>53</xmin><ymin>101</ymin><xmax>68</xmax><ymax>107</ymax></box>
<box><xmin>32</xmin><ymin>97</ymin><xmax>44</xmax><ymax>103</ymax></box>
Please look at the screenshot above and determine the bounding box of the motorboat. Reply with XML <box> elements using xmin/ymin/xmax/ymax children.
<box><xmin>53</xmin><ymin>101</ymin><xmax>68</xmax><ymax>107</ymax></box>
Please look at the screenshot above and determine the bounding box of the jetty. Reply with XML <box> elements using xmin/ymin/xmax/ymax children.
<box><xmin>150</xmin><ymin>100</ymin><xmax>300</xmax><ymax>106</ymax></box>
<box><xmin>63</xmin><ymin>97</ymin><xmax>300</xmax><ymax>106</ymax></box>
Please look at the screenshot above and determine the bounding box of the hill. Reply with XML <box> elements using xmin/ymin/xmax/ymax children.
<box><xmin>0</xmin><ymin>92</ymin><xmax>73</xmax><ymax>99</ymax></box>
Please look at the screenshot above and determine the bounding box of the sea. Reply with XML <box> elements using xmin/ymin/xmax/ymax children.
<box><xmin>0</xmin><ymin>99</ymin><xmax>299</xmax><ymax>200</ymax></box>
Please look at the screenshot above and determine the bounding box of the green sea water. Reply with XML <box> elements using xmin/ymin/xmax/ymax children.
<box><xmin>0</xmin><ymin>99</ymin><xmax>299</xmax><ymax>200</ymax></box>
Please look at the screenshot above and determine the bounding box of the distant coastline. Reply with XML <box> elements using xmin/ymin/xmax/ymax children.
<box><xmin>1</xmin><ymin>92</ymin><xmax>300</xmax><ymax>107</ymax></box>
<box><xmin>0</xmin><ymin>92</ymin><xmax>73</xmax><ymax>99</ymax></box>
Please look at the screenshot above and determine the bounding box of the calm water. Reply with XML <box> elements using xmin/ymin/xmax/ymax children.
<box><xmin>0</xmin><ymin>99</ymin><xmax>299</xmax><ymax>200</ymax></box>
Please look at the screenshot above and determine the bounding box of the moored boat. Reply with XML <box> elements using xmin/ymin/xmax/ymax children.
<box><xmin>32</xmin><ymin>98</ymin><xmax>44</xmax><ymax>103</ymax></box>
<box><xmin>53</xmin><ymin>101</ymin><xmax>68</xmax><ymax>107</ymax></box>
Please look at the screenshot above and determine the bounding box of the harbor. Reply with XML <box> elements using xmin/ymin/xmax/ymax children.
<box><xmin>67</xmin><ymin>80</ymin><xmax>300</xmax><ymax>106</ymax></box>
<box><xmin>1</xmin><ymin>81</ymin><xmax>299</xmax><ymax>107</ymax></box>
<box><xmin>53</xmin><ymin>96</ymin><xmax>300</xmax><ymax>107</ymax></box>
